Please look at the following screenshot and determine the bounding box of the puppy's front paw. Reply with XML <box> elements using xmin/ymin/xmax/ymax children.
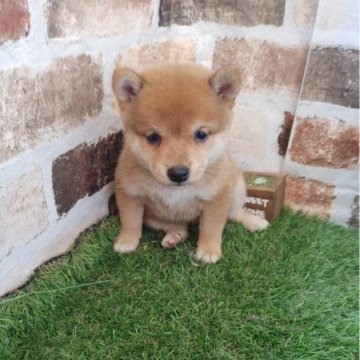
<box><xmin>196</xmin><ymin>245</ymin><xmax>222</xmax><ymax>263</ymax></box>
<box><xmin>113</xmin><ymin>233</ymin><xmax>139</xmax><ymax>253</ymax></box>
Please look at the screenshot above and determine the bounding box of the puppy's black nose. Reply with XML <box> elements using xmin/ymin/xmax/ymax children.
<box><xmin>167</xmin><ymin>166</ymin><xmax>190</xmax><ymax>184</ymax></box>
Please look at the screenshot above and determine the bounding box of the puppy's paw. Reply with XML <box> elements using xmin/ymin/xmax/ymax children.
<box><xmin>161</xmin><ymin>231</ymin><xmax>185</xmax><ymax>249</ymax></box>
<box><xmin>113</xmin><ymin>233</ymin><xmax>139</xmax><ymax>253</ymax></box>
<box><xmin>196</xmin><ymin>245</ymin><xmax>222</xmax><ymax>263</ymax></box>
<box><xmin>242</xmin><ymin>214</ymin><xmax>269</xmax><ymax>233</ymax></box>
<box><xmin>246</xmin><ymin>217</ymin><xmax>269</xmax><ymax>232</ymax></box>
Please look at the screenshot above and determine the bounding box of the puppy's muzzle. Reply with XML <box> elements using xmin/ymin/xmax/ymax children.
<box><xmin>167</xmin><ymin>166</ymin><xmax>190</xmax><ymax>184</ymax></box>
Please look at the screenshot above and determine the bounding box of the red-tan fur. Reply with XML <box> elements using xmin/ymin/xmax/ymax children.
<box><xmin>112</xmin><ymin>63</ymin><xmax>268</xmax><ymax>263</ymax></box>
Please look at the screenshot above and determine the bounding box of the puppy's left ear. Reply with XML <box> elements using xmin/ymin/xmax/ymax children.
<box><xmin>209</xmin><ymin>67</ymin><xmax>241</xmax><ymax>107</ymax></box>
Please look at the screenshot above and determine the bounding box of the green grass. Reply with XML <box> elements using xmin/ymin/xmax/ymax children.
<box><xmin>0</xmin><ymin>210</ymin><xmax>358</xmax><ymax>360</ymax></box>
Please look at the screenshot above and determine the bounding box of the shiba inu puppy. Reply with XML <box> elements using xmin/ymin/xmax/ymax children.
<box><xmin>112</xmin><ymin>63</ymin><xmax>268</xmax><ymax>263</ymax></box>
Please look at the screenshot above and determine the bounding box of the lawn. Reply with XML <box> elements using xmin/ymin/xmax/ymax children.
<box><xmin>0</xmin><ymin>210</ymin><xmax>358</xmax><ymax>359</ymax></box>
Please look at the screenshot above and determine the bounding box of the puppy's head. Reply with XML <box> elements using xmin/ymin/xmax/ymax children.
<box><xmin>112</xmin><ymin>64</ymin><xmax>240</xmax><ymax>187</ymax></box>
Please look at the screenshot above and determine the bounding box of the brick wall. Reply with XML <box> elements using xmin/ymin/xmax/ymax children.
<box><xmin>0</xmin><ymin>0</ymin><xmax>357</xmax><ymax>295</ymax></box>
<box><xmin>284</xmin><ymin>0</ymin><xmax>359</xmax><ymax>225</ymax></box>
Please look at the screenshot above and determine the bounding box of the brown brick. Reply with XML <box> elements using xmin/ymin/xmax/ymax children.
<box><xmin>0</xmin><ymin>0</ymin><xmax>30</xmax><ymax>45</ymax></box>
<box><xmin>159</xmin><ymin>0</ymin><xmax>285</xmax><ymax>27</ymax></box>
<box><xmin>290</xmin><ymin>116</ymin><xmax>359</xmax><ymax>169</ymax></box>
<box><xmin>52</xmin><ymin>132</ymin><xmax>123</xmax><ymax>215</ymax></box>
<box><xmin>47</xmin><ymin>0</ymin><xmax>152</xmax><ymax>38</ymax></box>
<box><xmin>301</xmin><ymin>47</ymin><xmax>359</xmax><ymax>108</ymax></box>
<box><xmin>278</xmin><ymin>112</ymin><xmax>295</xmax><ymax>156</ymax></box>
<box><xmin>0</xmin><ymin>167</ymin><xmax>48</xmax><ymax>259</ymax></box>
<box><xmin>285</xmin><ymin>177</ymin><xmax>335</xmax><ymax>220</ymax></box>
<box><xmin>0</xmin><ymin>55</ymin><xmax>103</xmax><ymax>162</ymax></box>
<box><xmin>293</xmin><ymin>0</ymin><xmax>319</xmax><ymax>27</ymax></box>
<box><xmin>213</xmin><ymin>38</ymin><xmax>308</xmax><ymax>95</ymax></box>
<box><xmin>116</xmin><ymin>39</ymin><xmax>196</xmax><ymax>71</ymax></box>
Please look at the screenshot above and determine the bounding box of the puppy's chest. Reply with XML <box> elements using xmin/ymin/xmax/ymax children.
<box><xmin>145</xmin><ymin>187</ymin><xmax>204</xmax><ymax>222</ymax></box>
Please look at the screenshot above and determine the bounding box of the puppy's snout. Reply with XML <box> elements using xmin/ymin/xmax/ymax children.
<box><xmin>167</xmin><ymin>166</ymin><xmax>190</xmax><ymax>184</ymax></box>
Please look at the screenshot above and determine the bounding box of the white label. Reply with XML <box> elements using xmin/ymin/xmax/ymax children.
<box><xmin>244</xmin><ymin>207</ymin><xmax>266</xmax><ymax>218</ymax></box>
<box><xmin>245</xmin><ymin>196</ymin><xmax>270</xmax><ymax>208</ymax></box>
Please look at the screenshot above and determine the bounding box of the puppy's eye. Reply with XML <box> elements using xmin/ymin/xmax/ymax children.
<box><xmin>194</xmin><ymin>130</ymin><xmax>209</xmax><ymax>142</ymax></box>
<box><xmin>146</xmin><ymin>132</ymin><xmax>161</xmax><ymax>144</ymax></box>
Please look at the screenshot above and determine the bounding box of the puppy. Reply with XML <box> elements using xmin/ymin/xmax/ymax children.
<box><xmin>112</xmin><ymin>63</ymin><xmax>268</xmax><ymax>263</ymax></box>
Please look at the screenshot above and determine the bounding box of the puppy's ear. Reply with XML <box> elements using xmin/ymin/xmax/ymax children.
<box><xmin>112</xmin><ymin>67</ymin><xmax>143</xmax><ymax>103</ymax></box>
<box><xmin>209</xmin><ymin>67</ymin><xmax>241</xmax><ymax>106</ymax></box>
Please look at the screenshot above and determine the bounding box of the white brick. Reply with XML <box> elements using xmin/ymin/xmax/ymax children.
<box><xmin>229</xmin><ymin>106</ymin><xmax>267</xmax><ymax>159</ymax></box>
<box><xmin>0</xmin><ymin>167</ymin><xmax>48</xmax><ymax>259</ymax></box>
<box><xmin>317</xmin><ymin>0</ymin><xmax>347</xmax><ymax>30</ymax></box>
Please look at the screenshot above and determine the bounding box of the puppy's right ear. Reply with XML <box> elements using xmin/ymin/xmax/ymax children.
<box><xmin>112</xmin><ymin>67</ymin><xmax>143</xmax><ymax>103</ymax></box>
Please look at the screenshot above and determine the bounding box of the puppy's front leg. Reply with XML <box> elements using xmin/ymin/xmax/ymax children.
<box><xmin>113</xmin><ymin>188</ymin><xmax>144</xmax><ymax>253</ymax></box>
<box><xmin>196</xmin><ymin>189</ymin><xmax>231</xmax><ymax>263</ymax></box>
